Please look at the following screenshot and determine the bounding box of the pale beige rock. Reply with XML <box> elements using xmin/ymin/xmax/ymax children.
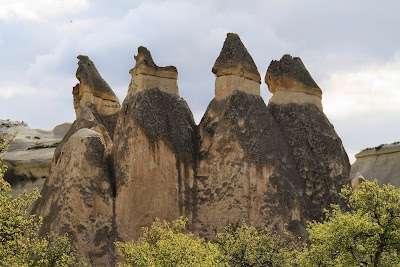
<box><xmin>269</xmin><ymin>91</ymin><xmax>323</xmax><ymax>112</ymax></box>
<box><xmin>352</xmin><ymin>172</ymin><xmax>366</xmax><ymax>189</ymax></box>
<box><xmin>128</xmin><ymin>46</ymin><xmax>178</xmax><ymax>96</ymax></box>
<box><xmin>215</xmin><ymin>75</ymin><xmax>260</xmax><ymax>100</ymax></box>
<box><xmin>113</xmin><ymin>87</ymin><xmax>197</xmax><ymax>242</ymax></box>
<box><xmin>351</xmin><ymin>143</ymin><xmax>400</xmax><ymax>187</ymax></box>
<box><xmin>33</xmin><ymin>128</ymin><xmax>115</xmax><ymax>266</ymax></box>
<box><xmin>129</xmin><ymin>74</ymin><xmax>178</xmax><ymax>96</ymax></box>
<box><xmin>73</xmin><ymin>55</ymin><xmax>120</xmax><ymax>117</ymax></box>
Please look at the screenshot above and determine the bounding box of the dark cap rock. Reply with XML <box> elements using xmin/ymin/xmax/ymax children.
<box><xmin>129</xmin><ymin>46</ymin><xmax>178</xmax><ymax>79</ymax></box>
<box><xmin>265</xmin><ymin>54</ymin><xmax>322</xmax><ymax>97</ymax></box>
<box><xmin>212</xmin><ymin>33</ymin><xmax>261</xmax><ymax>83</ymax></box>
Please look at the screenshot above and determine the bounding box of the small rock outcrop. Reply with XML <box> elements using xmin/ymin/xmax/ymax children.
<box><xmin>113</xmin><ymin>46</ymin><xmax>197</xmax><ymax>241</ymax></box>
<box><xmin>351</xmin><ymin>143</ymin><xmax>400</xmax><ymax>187</ymax></box>
<box><xmin>352</xmin><ymin>172</ymin><xmax>366</xmax><ymax>189</ymax></box>
<box><xmin>266</xmin><ymin>54</ymin><xmax>323</xmax><ymax>111</ymax></box>
<box><xmin>212</xmin><ymin>33</ymin><xmax>261</xmax><ymax>100</ymax></box>
<box><xmin>0</xmin><ymin>119</ymin><xmax>71</xmax><ymax>213</ymax></box>
<box><xmin>128</xmin><ymin>46</ymin><xmax>178</xmax><ymax>96</ymax></box>
<box><xmin>73</xmin><ymin>55</ymin><xmax>120</xmax><ymax>118</ymax></box>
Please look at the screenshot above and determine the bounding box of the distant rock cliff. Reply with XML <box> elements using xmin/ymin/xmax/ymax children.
<box><xmin>0</xmin><ymin>119</ymin><xmax>71</xmax><ymax>213</ymax></box>
<box><xmin>31</xmin><ymin>33</ymin><xmax>351</xmax><ymax>265</ymax></box>
<box><xmin>351</xmin><ymin>142</ymin><xmax>400</xmax><ymax>187</ymax></box>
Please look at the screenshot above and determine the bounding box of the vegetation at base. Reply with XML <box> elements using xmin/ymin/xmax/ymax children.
<box><xmin>117</xmin><ymin>180</ymin><xmax>400</xmax><ymax>267</ymax></box>
<box><xmin>0</xmin><ymin>134</ymin><xmax>89</xmax><ymax>267</ymax></box>
<box><xmin>27</xmin><ymin>141</ymin><xmax>60</xmax><ymax>150</ymax></box>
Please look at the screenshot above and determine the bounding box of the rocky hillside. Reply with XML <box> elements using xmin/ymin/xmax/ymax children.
<box><xmin>351</xmin><ymin>142</ymin><xmax>400</xmax><ymax>187</ymax></box>
<box><xmin>31</xmin><ymin>33</ymin><xmax>350</xmax><ymax>266</ymax></box>
<box><xmin>0</xmin><ymin>119</ymin><xmax>71</xmax><ymax>212</ymax></box>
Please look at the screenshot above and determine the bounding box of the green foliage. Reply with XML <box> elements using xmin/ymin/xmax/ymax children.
<box><xmin>27</xmin><ymin>141</ymin><xmax>60</xmax><ymax>150</ymax></box>
<box><xmin>299</xmin><ymin>180</ymin><xmax>400</xmax><ymax>267</ymax></box>
<box><xmin>215</xmin><ymin>223</ymin><xmax>300</xmax><ymax>267</ymax></box>
<box><xmin>116</xmin><ymin>217</ymin><xmax>227</xmax><ymax>267</ymax></box>
<box><xmin>0</xmin><ymin>134</ymin><xmax>89</xmax><ymax>267</ymax></box>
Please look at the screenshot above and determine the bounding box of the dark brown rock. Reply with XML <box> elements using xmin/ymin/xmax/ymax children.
<box><xmin>212</xmin><ymin>33</ymin><xmax>260</xmax><ymax>83</ymax></box>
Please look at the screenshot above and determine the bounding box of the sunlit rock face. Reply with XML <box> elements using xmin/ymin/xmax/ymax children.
<box><xmin>73</xmin><ymin>55</ymin><xmax>120</xmax><ymax>118</ymax></box>
<box><xmin>113</xmin><ymin>47</ymin><xmax>197</xmax><ymax>241</ymax></box>
<box><xmin>33</xmin><ymin>128</ymin><xmax>115</xmax><ymax>267</ymax></box>
<box><xmin>351</xmin><ymin>143</ymin><xmax>400</xmax><ymax>187</ymax></box>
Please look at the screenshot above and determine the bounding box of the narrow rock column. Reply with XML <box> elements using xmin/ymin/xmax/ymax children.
<box><xmin>113</xmin><ymin>47</ymin><xmax>197</xmax><ymax>241</ymax></box>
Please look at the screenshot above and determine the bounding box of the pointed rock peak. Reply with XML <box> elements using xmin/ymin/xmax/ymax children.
<box><xmin>76</xmin><ymin>55</ymin><xmax>118</xmax><ymax>100</ymax></box>
<box><xmin>129</xmin><ymin>46</ymin><xmax>178</xmax><ymax>79</ymax></box>
<box><xmin>265</xmin><ymin>54</ymin><xmax>322</xmax><ymax>97</ymax></box>
<box><xmin>74</xmin><ymin>55</ymin><xmax>120</xmax><ymax>118</ymax></box>
<box><xmin>212</xmin><ymin>33</ymin><xmax>260</xmax><ymax>83</ymax></box>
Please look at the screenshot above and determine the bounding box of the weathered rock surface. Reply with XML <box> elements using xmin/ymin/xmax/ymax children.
<box><xmin>0</xmin><ymin>119</ymin><xmax>71</xmax><ymax>211</ymax></box>
<box><xmin>73</xmin><ymin>55</ymin><xmax>120</xmax><ymax>118</ymax></box>
<box><xmin>128</xmin><ymin>46</ymin><xmax>179</xmax><ymax>96</ymax></box>
<box><xmin>195</xmin><ymin>45</ymin><xmax>350</xmax><ymax>239</ymax></box>
<box><xmin>113</xmin><ymin>47</ymin><xmax>197</xmax><ymax>241</ymax></box>
<box><xmin>351</xmin><ymin>143</ymin><xmax>400</xmax><ymax>187</ymax></box>
<box><xmin>33</xmin><ymin>129</ymin><xmax>115</xmax><ymax>266</ymax></box>
<box><xmin>212</xmin><ymin>33</ymin><xmax>261</xmax><ymax>100</ymax></box>
<box><xmin>266</xmin><ymin>54</ymin><xmax>323</xmax><ymax>111</ymax></box>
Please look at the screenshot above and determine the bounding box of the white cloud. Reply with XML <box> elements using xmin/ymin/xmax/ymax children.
<box><xmin>0</xmin><ymin>0</ymin><xmax>89</xmax><ymax>21</ymax></box>
<box><xmin>0</xmin><ymin>83</ymin><xmax>54</xmax><ymax>98</ymax></box>
<box><xmin>323</xmin><ymin>54</ymin><xmax>400</xmax><ymax>119</ymax></box>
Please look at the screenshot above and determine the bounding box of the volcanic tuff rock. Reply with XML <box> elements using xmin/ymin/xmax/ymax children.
<box><xmin>351</xmin><ymin>142</ymin><xmax>400</xmax><ymax>187</ymax></box>
<box><xmin>212</xmin><ymin>33</ymin><xmax>261</xmax><ymax>100</ymax></box>
<box><xmin>266</xmin><ymin>54</ymin><xmax>323</xmax><ymax>111</ymax></box>
<box><xmin>113</xmin><ymin>47</ymin><xmax>197</xmax><ymax>241</ymax></box>
<box><xmin>32</xmin><ymin>33</ymin><xmax>351</xmax><ymax>263</ymax></box>
<box><xmin>0</xmin><ymin>119</ymin><xmax>71</xmax><ymax>213</ymax></box>
<box><xmin>128</xmin><ymin>46</ymin><xmax>179</xmax><ymax>96</ymax></box>
<box><xmin>33</xmin><ymin>129</ymin><xmax>115</xmax><ymax>266</ymax></box>
<box><xmin>73</xmin><ymin>55</ymin><xmax>120</xmax><ymax>118</ymax></box>
<box><xmin>195</xmin><ymin>39</ymin><xmax>350</xmax><ymax>238</ymax></box>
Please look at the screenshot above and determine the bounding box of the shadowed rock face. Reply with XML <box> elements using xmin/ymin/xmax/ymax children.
<box><xmin>73</xmin><ymin>55</ymin><xmax>120</xmax><ymax>117</ymax></box>
<box><xmin>128</xmin><ymin>46</ymin><xmax>179</xmax><ymax>95</ymax></box>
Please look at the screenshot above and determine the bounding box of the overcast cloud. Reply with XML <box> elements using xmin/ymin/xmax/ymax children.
<box><xmin>1</xmin><ymin>0</ymin><xmax>400</xmax><ymax>163</ymax></box>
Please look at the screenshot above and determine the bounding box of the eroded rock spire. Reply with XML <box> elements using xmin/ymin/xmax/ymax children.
<box><xmin>128</xmin><ymin>46</ymin><xmax>178</xmax><ymax>95</ymax></box>
<box><xmin>73</xmin><ymin>55</ymin><xmax>120</xmax><ymax>117</ymax></box>
<box><xmin>265</xmin><ymin>54</ymin><xmax>323</xmax><ymax>111</ymax></box>
<box><xmin>212</xmin><ymin>33</ymin><xmax>261</xmax><ymax>100</ymax></box>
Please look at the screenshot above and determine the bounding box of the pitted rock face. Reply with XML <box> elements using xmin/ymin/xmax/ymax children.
<box><xmin>212</xmin><ymin>33</ymin><xmax>260</xmax><ymax>83</ymax></box>
<box><xmin>113</xmin><ymin>88</ymin><xmax>197</xmax><ymax>241</ymax></box>
<box><xmin>128</xmin><ymin>46</ymin><xmax>179</xmax><ymax>95</ymax></box>
<box><xmin>266</xmin><ymin>54</ymin><xmax>323</xmax><ymax>111</ymax></box>
<box><xmin>74</xmin><ymin>55</ymin><xmax>120</xmax><ymax>117</ymax></box>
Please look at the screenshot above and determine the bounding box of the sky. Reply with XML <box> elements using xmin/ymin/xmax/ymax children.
<box><xmin>1</xmin><ymin>0</ymin><xmax>400</xmax><ymax>163</ymax></box>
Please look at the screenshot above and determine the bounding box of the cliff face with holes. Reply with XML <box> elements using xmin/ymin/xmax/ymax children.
<box><xmin>32</xmin><ymin>33</ymin><xmax>351</xmax><ymax>265</ymax></box>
